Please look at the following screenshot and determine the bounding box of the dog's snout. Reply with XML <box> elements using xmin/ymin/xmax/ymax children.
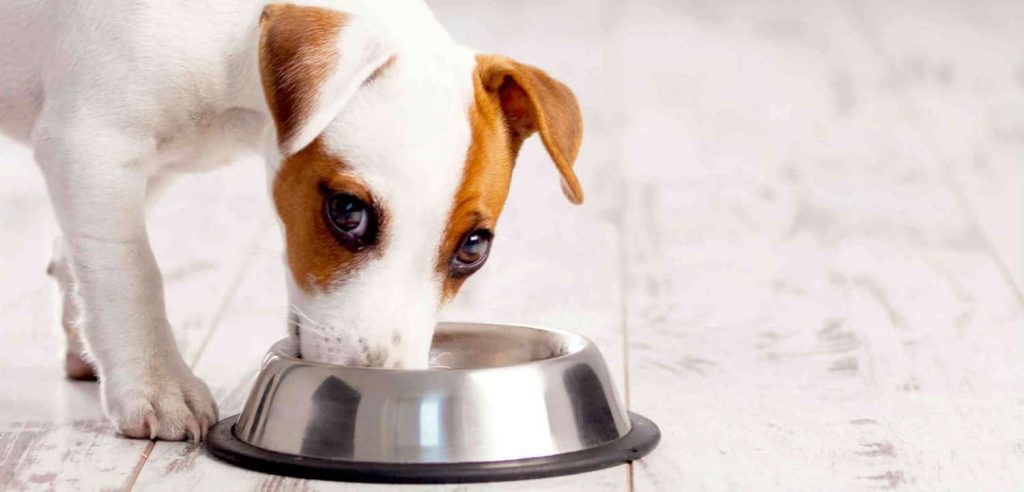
<box><xmin>294</xmin><ymin>318</ymin><xmax>426</xmax><ymax>370</ymax></box>
<box><xmin>353</xmin><ymin>337</ymin><xmax>390</xmax><ymax>367</ymax></box>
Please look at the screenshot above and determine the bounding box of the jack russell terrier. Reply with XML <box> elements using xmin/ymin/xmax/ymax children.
<box><xmin>0</xmin><ymin>0</ymin><xmax>582</xmax><ymax>442</ymax></box>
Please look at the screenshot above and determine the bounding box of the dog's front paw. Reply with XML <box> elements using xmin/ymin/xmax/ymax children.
<box><xmin>100</xmin><ymin>361</ymin><xmax>218</xmax><ymax>442</ymax></box>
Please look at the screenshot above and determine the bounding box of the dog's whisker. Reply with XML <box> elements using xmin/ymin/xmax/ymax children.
<box><xmin>288</xmin><ymin>304</ymin><xmax>320</xmax><ymax>324</ymax></box>
<box><xmin>289</xmin><ymin>304</ymin><xmax>329</xmax><ymax>330</ymax></box>
<box><xmin>287</xmin><ymin>319</ymin><xmax>335</xmax><ymax>340</ymax></box>
<box><xmin>429</xmin><ymin>351</ymin><xmax>452</xmax><ymax>365</ymax></box>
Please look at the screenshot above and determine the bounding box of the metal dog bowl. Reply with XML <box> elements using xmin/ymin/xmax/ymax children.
<box><xmin>207</xmin><ymin>322</ymin><xmax>660</xmax><ymax>483</ymax></box>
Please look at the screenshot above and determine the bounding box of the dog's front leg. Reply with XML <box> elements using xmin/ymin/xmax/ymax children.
<box><xmin>34</xmin><ymin>129</ymin><xmax>217</xmax><ymax>442</ymax></box>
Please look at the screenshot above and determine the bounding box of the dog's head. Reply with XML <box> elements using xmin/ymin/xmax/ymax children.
<box><xmin>260</xmin><ymin>5</ymin><xmax>582</xmax><ymax>368</ymax></box>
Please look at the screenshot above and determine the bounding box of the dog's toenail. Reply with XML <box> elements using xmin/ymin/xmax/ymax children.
<box><xmin>145</xmin><ymin>414</ymin><xmax>159</xmax><ymax>440</ymax></box>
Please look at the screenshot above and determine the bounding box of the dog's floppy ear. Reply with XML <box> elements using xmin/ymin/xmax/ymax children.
<box><xmin>477</xmin><ymin>54</ymin><xmax>584</xmax><ymax>204</ymax></box>
<box><xmin>260</xmin><ymin>4</ymin><xmax>395</xmax><ymax>155</ymax></box>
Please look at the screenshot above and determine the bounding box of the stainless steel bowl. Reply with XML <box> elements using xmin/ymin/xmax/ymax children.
<box><xmin>207</xmin><ymin>322</ymin><xmax>659</xmax><ymax>483</ymax></box>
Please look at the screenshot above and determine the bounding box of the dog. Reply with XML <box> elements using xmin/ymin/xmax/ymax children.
<box><xmin>0</xmin><ymin>0</ymin><xmax>583</xmax><ymax>442</ymax></box>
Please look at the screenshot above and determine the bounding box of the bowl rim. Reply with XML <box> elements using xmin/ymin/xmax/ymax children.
<box><xmin>208</xmin><ymin>411</ymin><xmax>661</xmax><ymax>483</ymax></box>
<box><xmin>274</xmin><ymin>321</ymin><xmax>598</xmax><ymax>374</ymax></box>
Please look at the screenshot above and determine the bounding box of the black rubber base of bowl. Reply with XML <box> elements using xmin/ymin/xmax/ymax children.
<box><xmin>206</xmin><ymin>412</ymin><xmax>660</xmax><ymax>484</ymax></box>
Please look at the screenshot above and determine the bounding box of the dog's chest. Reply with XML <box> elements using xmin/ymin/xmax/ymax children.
<box><xmin>155</xmin><ymin>107</ymin><xmax>270</xmax><ymax>173</ymax></box>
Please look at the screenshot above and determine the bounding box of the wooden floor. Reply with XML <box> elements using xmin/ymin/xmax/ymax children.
<box><xmin>2</xmin><ymin>0</ymin><xmax>1023</xmax><ymax>490</ymax></box>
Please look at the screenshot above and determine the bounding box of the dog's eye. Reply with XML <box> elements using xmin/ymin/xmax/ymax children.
<box><xmin>450</xmin><ymin>229</ymin><xmax>492</xmax><ymax>276</ymax></box>
<box><xmin>324</xmin><ymin>193</ymin><xmax>376</xmax><ymax>249</ymax></box>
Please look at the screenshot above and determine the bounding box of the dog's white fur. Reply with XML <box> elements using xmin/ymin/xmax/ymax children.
<box><xmin>0</xmin><ymin>0</ymin><xmax>479</xmax><ymax>440</ymax></box>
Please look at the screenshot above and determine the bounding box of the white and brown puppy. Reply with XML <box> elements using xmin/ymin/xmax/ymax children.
<box><xmin>0</xmin><ymin>0</ymin><xmax>582</xmax><ymax>441</ymax></box>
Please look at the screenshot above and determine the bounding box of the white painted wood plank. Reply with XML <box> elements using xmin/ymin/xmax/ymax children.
<box><xmin>619</xmin><ymin>1</ymin><xmax>1024</xmax><ymax>490</ymax></box>
<box><xmin>842</xmin><ymin>0</ymin><xmax>1024</xmax><ymax>314</ymax></box>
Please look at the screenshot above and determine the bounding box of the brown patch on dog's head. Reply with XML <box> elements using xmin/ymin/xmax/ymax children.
<box><xmin>273</xmin><ymin>139</ymin><xmax>380</xmax><ymax>292</ymax></box>
<box><xmin>259</xmin><ymin>5</ymin><xmax>347</xmax><ymax>149</ymax></box>
<box><xmin>436</xmin><ymin>74</ymin><xmax>513</xmax><ymax>300</ymax></box>
<box><xmin>437</xmin><ymin>55</ymin><xmax>584</xmax><ymax>301</ymax></box>
<box><xmin>261</xmin><ymin>4</ymin><xmax>404</xmax><ymax>294</ymax></box>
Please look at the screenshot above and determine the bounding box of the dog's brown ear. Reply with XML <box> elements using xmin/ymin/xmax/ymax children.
<box><xmin>260</xmin><ymin>4</ymin><xmax>395</xmax><ymax>155</ymax></box>
<box><xmin>477</xmin><ymin>54</ymin><xmax>584</xmax><ymax>204</ymax></box>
